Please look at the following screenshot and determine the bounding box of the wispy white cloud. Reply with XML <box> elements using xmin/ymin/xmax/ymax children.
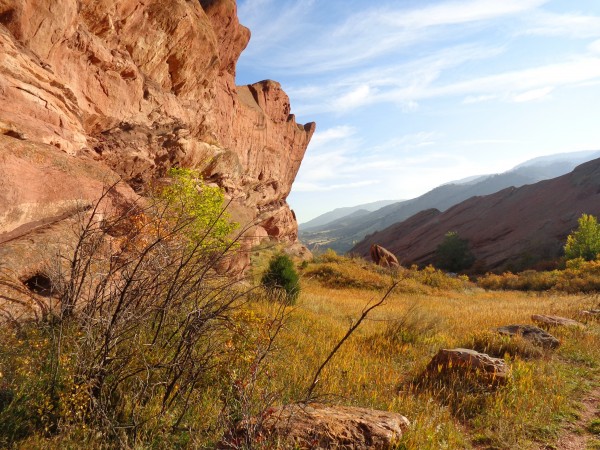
<box><xmin>463</xmin><ymin>94</ymin><xmax>501</xmax><ymax>104</ymax></box>
<box><xmin>239</xmin><ymin>0</ymin><xmax>547</xmax><ymax>75</ymax></box>
<box><xmin>512</xmin><ymin>86</ymin><xmax>554</xmax><ymax>102</ymax></box>
<box><xmin>309</xmin><ymin>126</ymin><xmax>356</xmax><ymax>148</ymax></box>
<box><xmin>428</xmin><ymin>56</ymin><xmax>600</xmax><ymax>102</ymax></box>
<box><xmin>294</xmin><ymin>54</ymin><xmax>600</xmax><ymax>112</ymax></box>
<box><xmin>382</xmin><ymin>0</ymin><xmax>548</xmax><ymax>29</ymax></box>
<box><xmin>289</xmin><ymin>44</ymin><xmax>506</xmax><ymax>114</ymax></box>
<box><xmin>456</xmin><ymin>139</ymin><xmax>523</xmax><ymax>146</ymax></box>
<box><xmin>333</xmin><ymin>85</ymin><xmax>376</xmax><ymax>111</ymax></box>
<box><xmin>521</xmin><ymin>11</ymin><xmax>600</xmax><ymax>39</ymax></box>
<box><xmin>294</xmin><ymin>180</ymin><xmax>379</xmax><ymax>193</ymax></box>
<box><xmin>369</xmin><ymin>132</ymin><xmax>440</xmax><ymax>154</ymax></box>
<box><xmin>590</xmin><ymin>39</ymin><xmax>600</xmax><ymax>54</ymax></box>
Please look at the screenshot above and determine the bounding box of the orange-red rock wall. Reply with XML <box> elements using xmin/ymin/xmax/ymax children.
<box><xmin>0</xmin><ymin>0</ymin><xmax>314</xmax><ymax>249</ymax></box>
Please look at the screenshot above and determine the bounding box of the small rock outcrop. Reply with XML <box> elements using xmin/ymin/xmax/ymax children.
<box><xmin>370</xmin><ymin>244</ymin><xmax>400</xmax><ymax>268</ymax></box>
<box><xmin>425</xmin><ymin>348</ymin><xmax>509</xmax><ymax>384</ymax></box>
<box><xmin>531</xmin><ymin>315</ymin><xmax>585</xmax><ymax>329</ymax></box>
<box><xmin>497</xmin><ymin>324</ymin><xmax>560</xmax><ymax>349</ymax></box>
<box><xmin>226</xmin><ymin>404</ymin><xmax>410</xmax><ymax>450</ymax></box>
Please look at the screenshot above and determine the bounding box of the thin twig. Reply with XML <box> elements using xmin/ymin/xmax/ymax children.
<box><xmin>304</xmin><ymin>282</ymin><xmax>399</xmax><ymax>401</ymax></box>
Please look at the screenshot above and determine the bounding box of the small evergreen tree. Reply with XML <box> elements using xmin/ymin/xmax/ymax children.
<box><xmin>564</xmin><ymin>214</ymin><xmax>600</xmax><ymax>261</ymax></box>
<box><xmin>261</xmin><ymin>254</ymin><xmax>300</xmax><ymax>304</ymax></box>
<box><xmin>435</xmin><ymin>231</ymin><xmax>475</xmax><ymax>272</ymax></box>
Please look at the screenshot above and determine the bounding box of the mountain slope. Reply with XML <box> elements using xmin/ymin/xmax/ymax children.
<box><xmin>351</xmin><ymin>158</ymin><xmax>600</xmax><ymax>271</ymax></box>
<box><xmin>300</xmin><ymin>150</ymin><xmax>600</xmax><ymax>254</ymax></box>
<box><xmin>300</xmin><ymin>200</ymin><xmax>399</xmax><ymax>230</ymax></box>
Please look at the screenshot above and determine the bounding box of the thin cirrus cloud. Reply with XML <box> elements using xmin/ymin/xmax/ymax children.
<box><xmin>238</xmin><ymin>0</ymin><xmax>548</xmax><ymax>75</ymax></box>
<box><xmin>293</xmin><ymin>180</ymin><xmax>379</xmax><ymax>193</ymax></box>
<box><xmin>239</xmin><ymin>0</ymin><xmax>600</xmax><ymax>112</ymax></box>
<box><xmin>237</xmin><ymin>0</ymin><xmax>600</xmax><ymax>221</ymax></box>
<box><xmin>521</xmin><ymin>11</ymin><xmax>600</xmax><ymax>38</ymax></box>
<box><xmin>590</xmin><ymin>40</ymin><xmax>600</xmax><ymax>54</ymax></box>
<box><xmin>294</xmin><ymin>128</ymin><xmax>442</xmax><ymax>193</ymax></box>
<box><xmin>288</xmin><ymin>43</ymin><xmax>507</xmax><ymax>114</ymax></box>
<box><xmin>292</xmin><ymin>53</ymin><xmax>600</xmax><ymax>114</ymax></box>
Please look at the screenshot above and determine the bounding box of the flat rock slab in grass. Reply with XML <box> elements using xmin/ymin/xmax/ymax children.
<box><xmin>531</xmin><ymin>314</ymin><xmax>585</xmax><ymax>328</ymax></box>
<box><xmin>227</xmin><ymin>404</ymin><xmax>410</xmax><ymax>450</ymax></box>
<box><xmin>425</xmin><ymin>348</ymin><xmax>509</xmax><ymax>384</ymax></box>
<box><xmin>497</xmin><ymin>324</ymin><xmax>560</xmax><ymax>349</ymax></box>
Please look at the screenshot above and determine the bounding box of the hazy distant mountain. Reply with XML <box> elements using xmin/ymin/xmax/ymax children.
<box><xmin>513</xmin><ymin>149</ymin><xmax>600</xmax><ymax>169</ymax></box>
<box><xmin>351</xmin><ymin>157</ymin><xmax>600</xmax><ymax>272</ymax></box>
<box><xmin>299</xmin><ymin>200</ymin><xmax>399</xmax><ymax>230</ymax></box>
<box><xmin>300</xmin><ymin>150</ymin><xmax>600</xmax><ymax>254</ymax></box>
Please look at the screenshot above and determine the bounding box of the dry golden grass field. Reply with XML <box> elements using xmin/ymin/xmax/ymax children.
<box><xmin>252</xmin><ymin>253</ymin><xmax>600</xmax><ymax>449</ymax></box>
<box><xmin>2</xmin><ymin>250</ymin><xmax>600</xmax><ymax>449</ymax></box>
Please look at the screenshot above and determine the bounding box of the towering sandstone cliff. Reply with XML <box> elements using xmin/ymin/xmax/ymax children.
<box><xmin>0</xmin><ymin>0</ymin><xmax>315</xmax><ymax>276</ymax></box>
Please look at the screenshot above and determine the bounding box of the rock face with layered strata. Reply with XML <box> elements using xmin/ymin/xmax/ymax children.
<box><xmin>0</xmin><ymin>0</ymin><xmax>314</xmax><ymax>277</ymax></box>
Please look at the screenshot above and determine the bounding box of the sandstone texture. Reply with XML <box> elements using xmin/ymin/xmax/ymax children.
<box><xmin>425</xmin><ymin>348</ymin><xmax>509</xmax><ymax>384</ymax></box>
<box><xmin>228</xmin><ymin>403</ymin><xmax>410</xmax><ymax>450</ymax></box>
<box><xmin>497</xmin><ymin>324</ymin><xmax>560</xmax><ymax>349</ymax></box>
<box><xmin>531</xmin><ymin>314</ymin><xmax>585</xmax><ymax>329</ymax></box>
<box><xmin>0</xmin><ymin>0</ymin><xmax>314</xmax><ymax>281</ymax></box>
<box><xmin>370</xmin><ymin>244</ymin><xmax>400</xmax><ymax>268</ymax></box>
<box><xmin>351</xmin><ymin>159</ymin><xmax>600</xmax><ymax>271</ymax></box>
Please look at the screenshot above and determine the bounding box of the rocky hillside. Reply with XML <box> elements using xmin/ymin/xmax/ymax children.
<box><xmin>0</xmin><ymin>0</ymin><xmax>314</xmax><ymax>277</ymax></box>
<box><xmin>351</xmin><ymin>158</ymin><xmax>600</xmax><ymax>271</ymax></box>
<box><xmin>301</xmin><ymin>151</ymin><xmax>600</xmax><ymax>254</ymax></box>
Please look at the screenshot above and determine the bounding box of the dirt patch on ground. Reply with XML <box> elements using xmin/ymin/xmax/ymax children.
<box><xmin>539</xmin><ymin>385</ymin><xmax>600</xmax><ymax>450</ymax></box>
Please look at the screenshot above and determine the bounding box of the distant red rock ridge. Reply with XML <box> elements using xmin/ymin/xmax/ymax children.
<box><xmin>352</xmin><ymin>158</ymin><xmax>600</xmax><ymax>272</ymax></box>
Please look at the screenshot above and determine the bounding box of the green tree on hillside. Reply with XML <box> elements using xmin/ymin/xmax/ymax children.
<box><xmin>435</xmin><ymin>231</ymin><xmax>475</xmax><ymax>272</ymax></box>
<box><xmin>564</xmin><ymin>213</ymin><xmax>600</xmax><ymax>261</ymax></box>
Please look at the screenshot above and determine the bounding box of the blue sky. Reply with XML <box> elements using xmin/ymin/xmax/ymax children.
<box><xmin>235</xmin><ymin>0</ymin><xmax>600</xmax><ymax>223</ymax></box>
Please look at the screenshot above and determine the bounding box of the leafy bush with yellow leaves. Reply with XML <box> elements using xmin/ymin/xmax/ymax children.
<box><xmin>478</xmin><ymin>259</ymin><xmax>600</xmax><ymax>292</ymax></box>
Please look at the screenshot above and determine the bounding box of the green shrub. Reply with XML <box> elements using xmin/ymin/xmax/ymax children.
<box><xmin>435</xmin><ymin>231</ymin><xmax>475</xmax><ymax>272</ymax></box>
<box><xmin>564</xmin><ymin>213</ymin><xmax>600</xmax><ymax>261</ymax></box>
<box><xmin>261</xmin><ymin>255</ymin><xmax>300</xmax><ymax>303</ymax></box>
<box><xmin>159</xmin><ymin>167</ymin><xmax>238</xmax><ymax>251</ymax></box>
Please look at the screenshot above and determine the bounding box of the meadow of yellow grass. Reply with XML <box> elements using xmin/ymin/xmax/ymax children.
<box><xmin>2</xmin><ymin>250</ymin><xmax>599</xmax><ymax>449</ymax></box>
<box><xmin>253</xmin><ymin>255</ymin><xmax>600</xmax><ymax>449</ymax></box>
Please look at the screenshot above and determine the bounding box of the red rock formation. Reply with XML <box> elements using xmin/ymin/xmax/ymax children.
<box><xmin>370</xmin><ymin>244</ymin><xmax>400</xmax><ymax>268</ymax></box>
<box><xmin>0</xmin><ymin>0</ymin><xmax>314</xmax><ymax>279</ymax></box>
<box><xmin>352</xmin><ymin>159</ymin><xmax>600</xmax><ymax>271</ymax></box>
